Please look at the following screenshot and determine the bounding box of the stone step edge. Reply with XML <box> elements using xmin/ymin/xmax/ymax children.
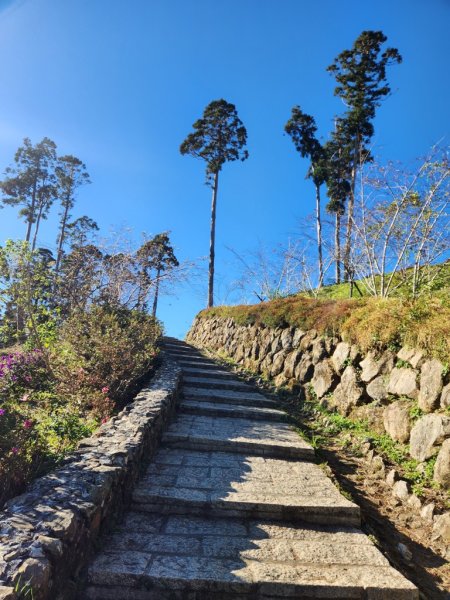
<box><xmin>161</xmin><ymin>435</ymin><xmax>315</xmax><ymax>460</ymax></box>
<box><xmin>181</xmin><ymin>394</ymin><xmax>277</xmax><ymax>408</ymax></box>
<box><xmin>131</xmin><ymin>498</ymin><xmax>360</xmax><ymax>527</ymax></box>
<box><xmin>175</xmin><ymin>358</ymin><xmax>221</xmax><ymax>365</ymax></box>
<box><xmin>182</xmin><ymin>377</ymin><xmax>252</xmax><ymax>390</ymax></box>
<box><xmin>86</xmin><ymin>560</ymin><xmax>417</xmax><ymax>599</ymax></box>
<box><xmin>178</xmin><ymin>400</ymin><xmax>290</xmax><ymax>422</ymax></box>
<box><xmin>181</xmin><ymin>370</ymin><xmax>238</xmax><ymax>381</ymax></box>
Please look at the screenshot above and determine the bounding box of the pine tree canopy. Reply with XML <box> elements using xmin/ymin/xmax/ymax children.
<box><xmin>180</xmin><ymin>99</ymin><xmax>248</xmax><ymax>181</ymax></box>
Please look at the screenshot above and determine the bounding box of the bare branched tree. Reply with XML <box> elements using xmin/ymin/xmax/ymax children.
<box><xmin>349</xmin><ymin>145</ymin><xmax>450</xmax><ymax>297</ymax></box>
<box><xmin>225</xmin><ymin>239</ymin><xmax>326</xmax><ymax>303</ymax></box>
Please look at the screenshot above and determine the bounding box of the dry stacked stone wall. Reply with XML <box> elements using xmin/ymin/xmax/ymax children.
<box><xmin>0</xmin><ymin>356</ymin><xmax>182</xmax><ymax>600</ymax></box>
<box><xmin>187</xmin><ymin>316</ymin><xmax>450</xmax><ymax>489</ymax></box>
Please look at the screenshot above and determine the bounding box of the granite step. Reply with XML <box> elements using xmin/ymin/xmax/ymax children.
<box><xmin>162</xmin><ymin>413</ymin><xmax>311</xmax><ymax>459</ymax></box>
<box><xmin>181</xmin><ymin>366</ymin><xmax>237</xmax><ymax>380</ymax></box>
<box><xmin>182</xmin><ymin>386</ymin><xmax>276</xmax><ymax>408</ymax></box>
<box><xmin>163</xmin><ymin>347</ymin><xmax>201</xmax><ymax>356</ymax></box>
<box><xmin>167</xmin><ymin>352</ymin><xmax>206</xmax><ymax>362</ymax></box>
<box><xmin>165</xmin><ymin>347</ymin><xmax>204</xmax><ymax>356</ymax></box>
<box><xmin>174</xmin><ymin>358</ymin><xmax>222</xmax><ymax>370</ymax></box>
<box><xmin>182</xmin><ymin>375</ymin><xmax>252</xmax><ymax>391</ymax></box>
<box><xmin>179</xmin><ymin>399</ymin><xmax>289</xmax><ymax>422</ymax></box>
<box><xmin>132</xmin><ymin>447</ymin><xmax>358</xmax><ymax>526</ymax></box>
<box><xmin>163</xmin><ymin>340</ymin><xmax>195</xmax><ymax>349</ymax></box>
<box><xmin>84</xmin><ymin>512</ymin><xmax>418</xmax><ymax>599</ymax></box>
<box><xmin>163</xmin><ymin>346</ymin><xmax>207</xmax><ymax>360</ymax></box>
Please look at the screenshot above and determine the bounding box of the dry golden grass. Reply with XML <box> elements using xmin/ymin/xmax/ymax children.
<box><xmin>199</xmin><ymin>294</ymin><xmax>450</xmax><ymax>363</ymax></box>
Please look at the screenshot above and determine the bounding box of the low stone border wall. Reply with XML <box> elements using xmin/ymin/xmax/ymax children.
<box><xmin>0</xmin><ymin>355</ymin><xmax>182</xmax><ymax>600</ymax></box>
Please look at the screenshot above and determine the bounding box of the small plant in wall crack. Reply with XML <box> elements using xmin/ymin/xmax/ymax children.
<box><xmin>14</xmin><ymin>576</ymin><xmax>34</xmax><ymax>599</ymax></box>
<box><xmin>342</xmin><ymin>356</ymin><xmax>355</xmax><ymax>369</ymax></box>
<box><xmin>408</xmin><ymin>401</ymin><xmax>424</xmax><ymax>422</ymax></box>
<box><xmin>395</xmin><ymin>358</ymin><xmax>412</xmax><ymax>369</ymax></box>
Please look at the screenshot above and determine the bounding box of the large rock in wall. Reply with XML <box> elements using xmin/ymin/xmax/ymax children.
<box><xmin>383</xmin><ymin>400</ymin><xmax>412</xmax><ymax>443</ymax></box>
<box><xmin>331</xmin><ymin>365</ymin><xmax>365</xmax><ymax>415</ymax></box>
<box><xmin>187</xmin><ymin>315</ymin><xmax>450</xmax><ymax>489</ymax></box>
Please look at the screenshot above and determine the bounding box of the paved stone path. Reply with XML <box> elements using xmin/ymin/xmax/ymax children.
<box><xmin>82</xmin><ymin>339</ymin><xmax>418</xmax><ymax>599</ymax></box>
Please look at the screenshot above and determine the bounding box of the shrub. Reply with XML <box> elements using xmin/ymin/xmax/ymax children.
<box><xmin>0</xmin><ymin>349</ymin><xmax>49</xmax><ymax>398</ymax></box>
<box><xmin>0</xmin><ymin>306</ymin><xmax>162</xmax><ymax>506</ymax></box>
<box><xmin>53</xmin><ymin>305</ymin><xmax>162</xmax><ymax>417</ymax></box>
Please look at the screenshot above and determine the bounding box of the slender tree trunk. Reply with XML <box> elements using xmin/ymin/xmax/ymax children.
<box><xmin>16</xmin><ymin>304</ymin><xmax>20</xmax><ymax>340</ymax></box>
<box><xmin>343</xmin><ymin>138</ymin><xmax>359</xmax><ymax>281</ymax></box>
<box><xmin>412</xmin><ymin>263</ymin><xmax>419</xmax><ymax>299</ymax></box>
<box><xmin>32</xmin><ymin>203</ymin><xmax>45</xmax><ymax>250</ymax></box>
<box><xmin>25</xmin><ymin>178</ymin><xmax>38</xmax><ymax>243</ymax></box>
<box><xmin>208</xmin><ymin>172</ymin><xmax>219</xmax><ymax>308</ymax></box>
<box><xmin>152</xmin><ymin>266</ymin><xmax>161</xmax><ymax>318</ymax></box>
<box><xmin>343</xmin><ymin>182</ymin><xmax>355</xmax><ymax>280</ymax></box>
<box><xmin>55</xmin><ymin>196</ymin><xmax>71</xmax><ymax>273</ymax></box>
<box><xmin>315</xmin><ymin>183</ymin><xmax>323</xmax><ymax>288</ymax></box>
<box><xmin>335</xmin><ymin>212</ymin><xmax>341</xmax><ymax>284</ymax></box>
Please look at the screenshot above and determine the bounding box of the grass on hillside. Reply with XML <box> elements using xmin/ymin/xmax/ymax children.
<box><xmin>303</xmin><ymin>261</ymin><xmax>450</xmax><ymax>301</ymax></box>
<box><xmin>200</xmin><ymin>283</ymin><xmax>450</xmax><ymax>364</ymax></box>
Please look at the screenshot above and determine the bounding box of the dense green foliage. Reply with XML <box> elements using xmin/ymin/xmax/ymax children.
<box><xmin>180</xmin><ymin>99</ymin><xmax>249</xmax><ymax>180</ymax></box>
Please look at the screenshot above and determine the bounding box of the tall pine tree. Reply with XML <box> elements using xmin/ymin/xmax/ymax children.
<box><xmin>180</xmin><ymin>99</ymin><xmax>248</xmax><ymax>307</ymax></box>
<box><xmin>327</xmin><ymin>31</ymin><xmax>402</xmax><ymax>280</ymax></box>
<box><xmin>1</xmin><ymin>138</ymin><xmax>57</xmax><ymax>247</ymax></box>
<box><xmin>55</xmin><ymin>155</ymin><xmax>90</xmax><ymax>273</ymax></box>
<box><xmin>285</xmin><ymin>107</ymin><xmax>327</xmax><ymax>287</ymax></box>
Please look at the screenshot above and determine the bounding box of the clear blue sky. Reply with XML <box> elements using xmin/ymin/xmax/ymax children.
<box><xmin>0</xmin><ymin>0</ymin><xmax>449</xmax><ymax>338</ymax></box>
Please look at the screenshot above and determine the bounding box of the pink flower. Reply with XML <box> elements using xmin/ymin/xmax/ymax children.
<box><xmin>21</xmin><ymin>393</ymin><xmax>30</xmax><ymax>402</ymax></box>
<box><xmin>23</xmin><ymin>419</ymin><xmax>33</xmax><ymax>429</ymax></box>
<box><xmin>101</xmin><ymin>417</ymin><xmax>108</xmax><ymax>424</ymax></box>
<box><xmin>101</xmin><ymin>386</ymin><xmax>109</xmax><ymax>394</ymax></box>
<box><xmin>0</xmin><ymin>408</ymin><xmax>5</xmax><ymax>416</ymax></box>
<box><xmin>11</xmin><ymin>447</ymin><xmax>19</xmax><ymax>454</ymax></box>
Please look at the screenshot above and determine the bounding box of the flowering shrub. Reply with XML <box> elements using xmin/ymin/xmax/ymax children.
<box><xmin>0</xmin><ymin>349</ymin><xmax>49</xmax><ymax>397</ymax></box>
<box><xmin>53</xmin><ymin>305</ymin><xmax>161</xmax><ymax>417</ymax></box>
<box><xmin>0</xmin><ymin>384</ymin><xmax>45</xmax><ymax>504</ymax></box>
<box><xmin>0</xmin><ymin>307</ymin><xmax>161</xmax><ymax>507</ymax></box>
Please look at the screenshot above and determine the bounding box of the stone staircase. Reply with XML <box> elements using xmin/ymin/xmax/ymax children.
<box><xmin>81</xmin><ymin>339</ymin><xmax>418</xmax><ymax>599</ymax></box>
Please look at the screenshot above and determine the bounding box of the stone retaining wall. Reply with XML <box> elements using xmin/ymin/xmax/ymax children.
<box><xmin>0</xmin><ymin>355</ymin><xmax>182</xmax><ymax>600</ymax></box>
<box><xmin>187</xmin><ymin>316</ymin><xmax>450</xmax><ymax>489</ymax></box>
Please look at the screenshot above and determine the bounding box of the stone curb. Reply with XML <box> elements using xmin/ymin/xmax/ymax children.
<box><xmin>0</xmin><ymin>354</ymin><xmax>182</xmax><ymax>600</ymax></box>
